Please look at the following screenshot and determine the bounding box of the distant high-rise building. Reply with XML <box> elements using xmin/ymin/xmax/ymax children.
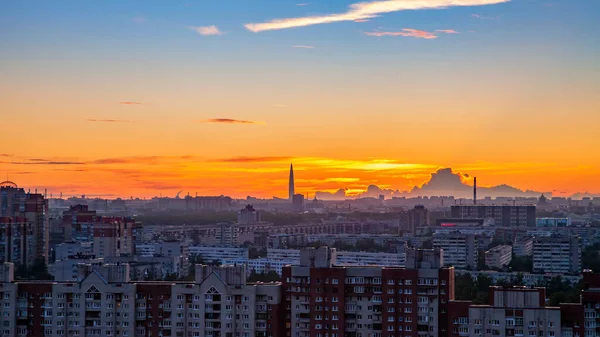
<box><xmin>237</xmin><ymin>204</ymin><xmax>261</xmax><ymax>224</ymax></box>
<box><xmin>0</xmin><ymin>181</ymin><xmax>48</xmax><ymax>266</ymax></box>
<box><xmin>62</xmin><ymin>205</ymin><xmax>136</xmax><ymax>258</ymax></box>
<box><xmin>407</xmin><ymin>205</ymin><xmax>430</xmax><ymax>233</ymax></box>
<box><xmin>451</xmin><ymin>205</ymin><xmax>536</xmax><ymax>227</ymax></box>
<box><xmin>289</xmin><ymin>163</ymin><xmax>295</xmax><ymax>200</ymax></box>
<box><xmin>292</xmin><ymin>193</ymin><xmax>304</xmax><ymax>212</ymax></box>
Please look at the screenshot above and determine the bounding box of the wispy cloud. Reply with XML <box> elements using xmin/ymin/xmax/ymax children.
<box><xmin>366</xmin><ymin>28</ymin><xmax>458</xmax><ymax>39</ymax></box>
<box><xmin>436</xmin><ymin>29</ymin><xmax>459</xmax><ymax>34</ymax></box>
<box><xmin>354</xmin><ymin>19</ymin><xmax>370</xmax><ymax>22</ymax></box>
<box><xmin>132</xmin><ymin>16</ymin><xmax>145</xmax><ymax>24</ymax></box>
<box><xmin>292</xmin><ymin>45</ymin><xmax>315</xmax><ymax>49</ymax></box>
<box><xmin>244</xmin><ymin>0</ymin><xmax>509</xmax><ymax>32</ymax></box>
<box><xmin>119</xmin><ymin>101</ymin><xmax>142</xmax><ymax>105</ymax></box>
<box><xmin>365</xmin><ymin>29</ymin><xmax>437</xmax><ymax>39</ymax></box>
<box><xmin>87</xmin><ymin>119</ymin><xmax>135</xmax><ymax>123</ymax></box>
<box><xmin>272</xmin><ymin>104</ymin><xmax>288</xmax><ymax>107</ymax></box>
<box><xmin>199</xmin><ymin>118</ymin><xmax>263</xmax><ymax>125</ymax></box>
<box><xmin>190</xmin><ymin>25</ymin><xmax>224</xmax><ymax>36</ymax></box>
<box><xmin>213</xmin><ymin>156</ymin><xmax>293</xmax><ymax>163</ymax></box>
<box><xmin>296</xmin><ymin>3</ymin><xmax>309</xmax><ymax>6</ymax></box>
<box><xmin>0</xmin><ymin>154</ymin><xmax>11</xmax><ymax>157</ymax></box>
<box><xmin>10</xmin><ymin>161</ymin><xmax>84</xmax><ymax>165</ymax></box>
<box><xmin>471</xmin><ymin>13</ymin><xmax>496</xmax><ymax>19</ymax></box>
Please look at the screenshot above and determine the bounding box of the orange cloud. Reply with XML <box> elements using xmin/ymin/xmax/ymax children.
<box><xmin>199</xmin><ymin>119</ymin><xmax>264</xmax><ymax>125</ymax></box>
<box><xmin>213</xmin><ymin>156</ymin><xmax>292</xmax><ymax>163</ymax></box>
<box><xmin>119</xmin><ymin>101</ymin><xmax>142</xmax><ymax>105</ymax></box>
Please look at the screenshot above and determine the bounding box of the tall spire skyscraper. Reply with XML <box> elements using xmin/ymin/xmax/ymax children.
<box><xmin>289</xmin><ymin>163</ymin><xmax>295</xmax><ymax>200</ymax></box>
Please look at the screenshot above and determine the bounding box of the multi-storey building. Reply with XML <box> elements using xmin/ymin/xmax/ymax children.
<box><xmin>433</xmin><ymin>233</ymin><xmax>478</xmax><ymax>270</ymax></box>
<box><xmin>407</xmin><ymin>205</ymin><xmax>430</xmax><ymax>233</ymax></box>
<box><xmin>513</xmin><ymin>238</ymin><xmax>533</xmax><ymax>257</ymax></box>
<box><xmin>135</xmin><ymin>241</ymin><xmax>190</xmax><ymax>277</ymax></box>
<box><xmin>189</xmin><ymin>246</ymin><xmax>249</xmax><ymax>262</ymax></box>
<box><xmin>62</xmin><ymin>205</ymin><xmax>136</xmax><ymax>258</ymax></box>
<box><xmin>532</xmin><ymin>235</ymin><xmax>581</xmax><ymax>275</ymax></box>
<box><xmin>450</xmin><ymin>205</ymin><xmax>536</xmax><ymax>227</ymax></box>
<box><xmin>282</xmin><ymin>246</ymin><xmax>454</xmax><ymax>337</ymax></box>
<box><xmin>238</xmin><ymin>205</ymin><xmax>261</xmax><ymax>224</ymax></box>
<box><xmin>0</xmin><ymin>181</ymin><xmax>49</xmax><ymax>266</ymax></box>
<box><xmin>0</xmin><ymin>262</ymin><xmax>283</xmax><ymax>337</ymax></box>
<box><xmin>448</xmin><ymin>287</ymin><xmax>562</xmax><ymax>337</ymax></box>
<box><xmin>484</xmin><ymin>245</ymin><xmax>512</xmax><ymax>269</ymax></box>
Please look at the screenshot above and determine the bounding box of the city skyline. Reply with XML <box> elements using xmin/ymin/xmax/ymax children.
<box><xmin>2</xmin><ymin>0</ymin><xmax>599</xmax><ymax>198</ymax></box>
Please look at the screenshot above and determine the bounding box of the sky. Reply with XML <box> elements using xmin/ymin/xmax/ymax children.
<box><xmin>1</xmin><ymin>0</ymin><xmax>599</xmax><ymax>199</ymax></box>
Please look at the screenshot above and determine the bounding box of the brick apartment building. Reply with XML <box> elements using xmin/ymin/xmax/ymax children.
<box><xmin>281</xmin><ymin>246</ymin><xmax>455</xmax><ymax>337</ymax></box>
<box><xmin>0</xmin><ymin>262</ymin><xmax>283</xmax><ymax>337</ymax></box>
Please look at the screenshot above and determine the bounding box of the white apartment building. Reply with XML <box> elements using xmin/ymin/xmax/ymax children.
<box><xmin>189</xmin><ymin>246</ymin><xmax>249</xmax><ymax>262</ymax></box>
<box><xmin>485</xmin><ymin>245</ymin><xmax>512</xmax><ymax>269</ymax></box>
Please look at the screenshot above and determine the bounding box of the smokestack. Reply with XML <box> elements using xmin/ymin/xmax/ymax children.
<box><xmin>473</xmin><ymin>177</ymin><xmax>477</xmax><ymax>206</ymax></box>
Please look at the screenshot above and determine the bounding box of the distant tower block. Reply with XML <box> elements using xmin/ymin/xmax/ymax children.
<box><xmin>289</xmin><ymin>163</ymin><xmax>295</xmax><ymax>200</ymax></box>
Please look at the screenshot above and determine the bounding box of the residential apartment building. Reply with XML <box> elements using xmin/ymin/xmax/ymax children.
<box><xmin>134</xmin><ymin>241</ymin><xmax>190</xmax><ymax>277</ymax></box>
<box><xmin>450</xmin><ymin>205</ymin><xmax>536</xmax><ymax>227</ymax></box>
<box><xmin>0</xmin><ymin>182</ymin><xmax>49</xmax><ymax>266</ymax></box>
<box><xmin>484</xmin><ymin>245</ymin><xmax>512</xmax><ymax>269</ymax></box>
<box><xmin>62</xmin><ymin>205</ymin><xmax>136</xmax><ymax>258</ymax></box>
<box><xmin>532</xmin><ymin>236</ymin><xmax>581</xmax><ymax>275</ymax></box>
<box><xmin>433</xmin><ymin>233</ymin><xmax>478</xmax><ymax>270</ymax></box>
<box><xmin>282</xmin><ymin>246</ymin><xmax>455</xmax><ymax>337</ymax></box>
<box><xmin>448</xmin><ymin>287</ymin><xmax>562</xmax><ymax>337</ymax></box>
<box><xmin>513</xmin><ymin>238</ymin><xmax>533</xmax><ymax>257</ymax></box>
<box><xmin>238</xmin><ymin>205</ymin><xmax>261</xmax><ymax>224</ymax></box>
<box><xmin>0</xmin><ymin>262</ymin><xmax>283</xmax><ymax>337</ymax></box>
<box><xmin>188</xmin><ymin>246</ymin><xmax>249</xmax><ymax>262</ymax></box>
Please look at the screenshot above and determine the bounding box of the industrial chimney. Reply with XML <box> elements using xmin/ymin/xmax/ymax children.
<box><xmin>473</xmin><ymin>177</ymin><xmax>477</xmax><ymax>205</ymax></box>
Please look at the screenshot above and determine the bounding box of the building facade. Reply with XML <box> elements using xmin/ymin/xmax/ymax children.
<box><xmin>484</xmin><ymin>245</ymin><xmax>512</xmax><ymax>269</ymax></box>
<box><xmin>532</xmin><ymin>236</ymin><xmax>581</xmax><ymax>275</ymax></box>
<box><xmin>282</xmin><ymin>247</ymin><xmax>455</xmax><ymax>337</ymax></box>
<box><xmin>433</xmin><ymin>233</ymin><xmax>478</xmax><ymax>270</ymax></box>
<box><xmin>0</xmin><ymin>182</ymin><xmax>49</xmax><ymax>266</ymax></box>
<box><xmin>0</xmin><ymin>262</ymin><xmax>283</xmax><ymax>337</ymax></box>
<box><xmin>448</xmin><ymin>287</ymin><xmax>562</xmax><ymax>337</ymax></box>
<box><xmin>450</xmin><ymin>205</ymin><xmax>536</xmax><ymax>227</ymax></box>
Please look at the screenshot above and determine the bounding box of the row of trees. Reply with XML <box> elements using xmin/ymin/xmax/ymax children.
<box><xmin>455</xmin><ymin>273</ymin><xmax>581</xmax><ymax>306</ymax></box>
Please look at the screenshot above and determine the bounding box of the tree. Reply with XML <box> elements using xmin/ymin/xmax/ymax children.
<box><xmin>247</xmin><ymin>270</ymin><xmax>281</xmax><ymax>283</ymax></box>
<box><xmin>509</xmin><ymin>256</ymin><xmax>533</xmax><ymax>273</ymax></box>
<box><xmin>15</xmin><ymin>258</ymin><xmax>52</xmax><ymax>281</ymax></box>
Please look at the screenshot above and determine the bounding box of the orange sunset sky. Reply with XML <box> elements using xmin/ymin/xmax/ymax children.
<box><xmin>1</xmin><ymin>0</ymin><xmax>599</xmax><ymax>198</ymax></box>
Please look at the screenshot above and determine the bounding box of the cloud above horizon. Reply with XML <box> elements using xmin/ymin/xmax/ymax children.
<box><xmin>119</xmin><ymin>101</ymin><xmax>142</xmax><ymax>105</ymax></box>
<box><xmin>199</xmin><ymin>118</ymin><xmax>263</xmax><ymax>125</ymax></box>
<box><xmin>244</xmin><ymin>0</ymin><xmax>509</xmax><ymax>32</ymax></box>
<box><xmin>366</xmin><ymin>28</ymin><xmax>459</xmax><ymax>38</ymax></box>
<box><xmin>87</xmin><ymin>119</ymin><xmax>135</xmax><ymax>123</ymax></box>
<box><xmin>292</xmin><ymin>45</ymin><xmax>315</xmax><ymax>49</ymax></box>
<box><xmin>190</xmin><ymin>25</ymin><xmax>224</xmax><ymax>36</ymax></box>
